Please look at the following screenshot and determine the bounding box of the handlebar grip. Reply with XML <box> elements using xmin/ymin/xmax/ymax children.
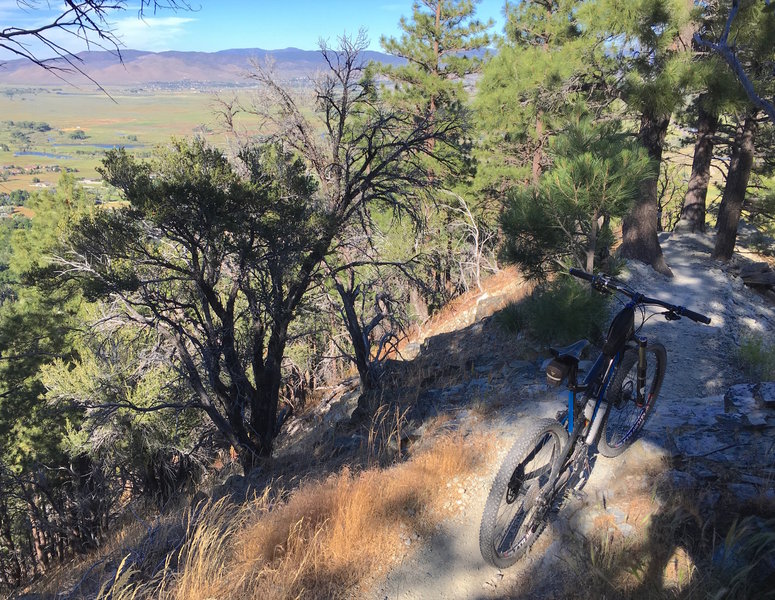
<box><xmin>679</xmin><ymin>306</ymin><xmax>711</xmax><ymax>325</ymax></box>
<box><xmin>569</xmin><ymin>268</ymin><xmax>595</xmax><ymax>282</ymax></box>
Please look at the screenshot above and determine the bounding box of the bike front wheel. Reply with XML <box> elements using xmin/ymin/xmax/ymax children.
<box><xmin>598</xmin><ymin>342</ymin><xmax>667</xmax><ymax>458</ymax></box>
<box><xmin>479</xmin><ymin>418</ymin><xmax>568</xmax><ymax>569</ymax></box>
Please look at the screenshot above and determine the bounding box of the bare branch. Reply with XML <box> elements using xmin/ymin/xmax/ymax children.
<box><xmin>1</xmin><ymin>1</ymin><xmax>196</xmax><ymax>95</ymax></box>
<box><xmin>693</xmin><ymin>0</ymin><xmax>775</xmax><ymax>124</ymax></box>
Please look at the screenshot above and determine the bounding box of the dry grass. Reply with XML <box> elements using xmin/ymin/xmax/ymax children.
<box><xmin>89</xmin><ymin>431</ymin><xmax>489</xmax><ymax>600</ymax></box>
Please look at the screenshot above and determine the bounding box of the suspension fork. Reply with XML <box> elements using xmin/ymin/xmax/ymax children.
<box><xmin>637</xmin><ymin>336</ymin><xmax>647</xmax><ymax>404</ymax></box>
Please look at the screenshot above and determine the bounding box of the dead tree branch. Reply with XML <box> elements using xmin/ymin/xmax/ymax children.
<box><xmin>694</xmin><ymin>0</ymin><xmax>775</xmax><ymax>124</ymax></box>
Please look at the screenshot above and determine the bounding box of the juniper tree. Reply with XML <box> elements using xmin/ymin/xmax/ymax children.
<box><xmin>61</xmin><ymin>37</ymin><xmax>464</xmax><ymax>472</ymax></box>
<box><xmin>57</xmin><ymin>140</ymin><xmax>321</xmax><ymax>473</ymax></box>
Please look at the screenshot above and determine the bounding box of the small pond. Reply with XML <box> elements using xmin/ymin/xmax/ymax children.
<box><xmin>14</xmin><ymin>151</ymin><xmax>71</xmax><ymax>159</ymax></box>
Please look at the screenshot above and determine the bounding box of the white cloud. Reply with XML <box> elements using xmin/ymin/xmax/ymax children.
<box><xmin>1</xmin><ymin>6</ymin><xmax>196</xmax><ymax>59</ymax></box>
<box><xmin>112</xmin><ymin>16</ymin><xmax>196</xmax><ymax>52</ymax></box>
<box><xmin>0</xmin><ymin>1</ymin><xmax>56</xmax><ymax>27</ymax></box>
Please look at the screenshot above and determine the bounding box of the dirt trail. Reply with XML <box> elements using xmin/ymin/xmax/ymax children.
<box><xmin>365</xmin><ymin>232</ymin><xmax>775</xmax><ymax>600</ymax></box>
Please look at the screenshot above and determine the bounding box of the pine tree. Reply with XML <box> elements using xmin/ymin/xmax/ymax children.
<box><xmin>586</xmin><ymin>0</ymin><xmax>695</xmax><ymax>276</ymax></box>
<box><xmin>501</xmin><ymin>116</ymin><xmax>652</xmax><ymax>279</ymax></box>
<box><xmin>714</xmin><ymin>108</ymin><xmax>759</xmax><ymax>259</ymax></box>
<box><xmin>0</xmin><ymin>176</ymin><xmax>98</xmax><ymax>579</ymax></box>
<box><xmin>376</xmin><ymin>0</ymin><xmax>493</xmax><ymax>302</ymax></box>
<box><xmin>378</xmin><ymin>0</ymin><xmax>492</xmax><ymax>123</ymax></box>
<box><xmin>0</xmin><ymin>175</ymin><xmax>91</xmax><ymax>470</ymax></box>
<box><xmin>675</xmin><ymin>1</ymin><xmax>760</xmax><ymax>234</ymax></box>
<box><xmin>475</xmin><ymin>0</ymin><xmax>593</xmax><ymax>196</ymax></box>
<box><xmin>711</xmin><ymin>1</ymin><xmax>775</xmax><ymax>259</ymax></box>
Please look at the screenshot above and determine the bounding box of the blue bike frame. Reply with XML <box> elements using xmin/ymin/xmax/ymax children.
<box><xmin>565</xmin><ymin>350</ymin><xmax>619</xmax><ymax>435</ymax></box>
<box><xmin>562</xmin><ymin>297</ymin><xmax>641</xmax><ymax>439</ymax></box>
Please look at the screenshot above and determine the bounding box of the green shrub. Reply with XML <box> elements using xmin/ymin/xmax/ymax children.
<box><xmin>737</xmin><ymin>333</ymin><xmax>775</xmax><ymax>380</ymax></box>
<box><xmin>496</xmin><ymin>277</ymin><xmax>609</xmax><ymax>346</ymax></box>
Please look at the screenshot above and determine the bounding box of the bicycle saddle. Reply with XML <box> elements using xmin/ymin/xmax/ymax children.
<box><xmin>549</xmin><ymin>339</ymin><xmax>589</xmax><ymax>362</ymax></box>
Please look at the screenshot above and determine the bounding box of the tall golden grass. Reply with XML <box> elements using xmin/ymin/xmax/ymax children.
<box><xmin>94</xmin><ymin>431</ymin><xmax>487</xmax><ymax>600</ymax></box>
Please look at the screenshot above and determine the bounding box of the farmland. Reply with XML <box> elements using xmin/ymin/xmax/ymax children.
<box><xmin>0</xmin><ymin>85</ymin><xmax>250</xmax><ymax>198</ymax></box>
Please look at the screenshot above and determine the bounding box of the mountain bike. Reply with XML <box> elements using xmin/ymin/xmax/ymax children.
<box><xmin>478</xmin><ymin>268</ymin><xmax>711</xmax><ymax>568</ymax></box>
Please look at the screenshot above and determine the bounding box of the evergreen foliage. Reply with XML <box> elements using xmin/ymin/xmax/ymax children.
<box><xmin>475</xmin><ymin>0</ymin><xmax>592</xmax><ymax>193</ymax></box>
<box><xmin>497</xmin><ymin>277</ymin><xmax>609</xmax><ymax>346</ymax></box>
<box><xmin>0</xmin><ymin>175</ymin><xmax>92</xmax><ymax>470</ymax></box>
<box><xmin>60</xmin><ymin>139</ymin><xmax>319</xmax><ymax>472</ymax></box>
<box><xmin>376</xmin><ymin>0</ymin><xmax>494</xmax><ymax>306</ymax></box>
<box><xmin>377</xmin><ymin>0</ymin><xmax>492</xmax><ymax>117</ymax></box>
<box><xmin>501</xmin><ymin>116</ymin><xmax>652</xmax><ymax>279</ymax></box>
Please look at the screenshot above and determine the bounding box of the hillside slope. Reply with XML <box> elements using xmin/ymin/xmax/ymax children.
<box><xmin>14</xmin><ymin>231</ymin><xmax>774</xmax><ymax>600</ymax></box>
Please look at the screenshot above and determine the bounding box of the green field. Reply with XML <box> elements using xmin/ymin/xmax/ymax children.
<box><xmin>0</xmin><ymin>84</ymin><xmax>725</xmax><ymax>231</ymax></box>
<box><xmin>0</xmin><ymin>85</ymin><xmax>256</xmax><ymax>197</ymax></box>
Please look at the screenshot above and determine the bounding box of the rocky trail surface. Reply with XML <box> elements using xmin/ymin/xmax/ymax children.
<box><xmin>362</xmin><ymin>232</ymin><xmax>775</xmax><ymax>599</ymax></box>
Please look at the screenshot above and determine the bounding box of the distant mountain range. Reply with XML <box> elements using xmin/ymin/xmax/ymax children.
<box><xmin>0</xmin><ymin>48</ymin><xmax>406</xmax><ymax>87</ymax></box>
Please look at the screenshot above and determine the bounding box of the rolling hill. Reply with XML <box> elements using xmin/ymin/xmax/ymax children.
<box><xmin>0</xmin><ymin>47</ymin><xmax>405</xmax><ymax>87</ymax></box>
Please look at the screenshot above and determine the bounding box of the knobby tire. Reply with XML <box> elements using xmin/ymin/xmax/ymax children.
<box><xmin>479</xmin><ymin>418</ymin><xmax>568</xmax><ymax>569</ymax></box>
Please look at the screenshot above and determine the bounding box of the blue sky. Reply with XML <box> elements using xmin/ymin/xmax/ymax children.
<box><xmin>0</xmin><ymin>1</ymin><xmax>507</xmax><ymax>59</ymax></box>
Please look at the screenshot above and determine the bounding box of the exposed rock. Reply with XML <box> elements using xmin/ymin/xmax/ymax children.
<box><xmin>467</xmin><ymin>378</ymin><xmax>491</xmax><ymax>393</ymax></box>
<box><xmin>331</xmin><ymin>434</ymin><xmax>364</xmax><ymax>455</ymax></box>
<box><xmin>755</xmin><ymin>382</ymin><xmax>775</xmax><ymax>408</ymax></box>
<box><xmin>474</xmin><ymin>362</ymin><xmax>497</xmax><ymax>375</ymax></box>
<box><xmin>658</xmin><ymin>469</ymin><xmax>697</xmax><ymax>492</ymax></box>
<box><xmin>724</xmin><ymin>384</ymin><xmax>758</xmax><ymax>413</ymax></box>
<box><xmin>401</xmin><ymin>342</ymin><xmax>422</xmax><ymax>360</ymax></box>
<box><xmin>508</xmin><ymin>360</ymin><xmax>535</xmax><ymax>372</ymax></box>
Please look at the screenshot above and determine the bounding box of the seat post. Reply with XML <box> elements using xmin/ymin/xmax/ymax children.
<box><xmin>568</xmin><ymin>362</ymin><xmax>579</xmax><ymax>392</ymax></box>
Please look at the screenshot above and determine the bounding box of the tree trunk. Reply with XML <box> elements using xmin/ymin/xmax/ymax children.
<box><xmin>619</xmin><ymin>113</ymin><xmax>673</xmax><ymax>277</ymax></box>
<box><xmin>0</xmin><ymin>504</ymin><xmax>22</xmax><ymax>586</ymax></box>
<box><xmin>532</xmin><ymin>112</ymin><xmax>544</xmax><ymax>186</ymax></box>
<box><xmin>713</xmin><ymin>110</ymin><xmax>758</xmax><ymax>261</ymax></box>
<box><xmin>676</xmin><ymin>102</ymin><xmax>719</xmax><ymax>233</ymax></box>
<box><xmin>28</xmin><ymin>506</ymin><xmax>46</xmax><ymax>573</ymax></box>
<box><xmin>334</xmin><ymin>282</ymin><xmax>376</xmax><ymax>393</ymax></box>
<box><xmin>586</xmin><ymin>210</ymin><xmax>600</xmax><ymax>273</ymax></box>
<box><xmin>246</xmin><ymin>321</ymin><xmax>289</xmax><ymax>473</ymax></box>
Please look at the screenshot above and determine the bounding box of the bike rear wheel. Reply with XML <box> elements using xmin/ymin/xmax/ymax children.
<box><xmin>598</xmin><ymin>342</ymin><xmax>666</xmax><ymax>458</ymax></box>
<box><xmin>479</xmin><ymin>418</ymin><xmax>568</xmax><ymax>568</ymax></box>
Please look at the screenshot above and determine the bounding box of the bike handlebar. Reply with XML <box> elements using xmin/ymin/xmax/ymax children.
<box><xmin>569</xmin><ymin>268</ymin><xmax>711</xmax><ymax>325</ymax></box>
<box><xmin>569</xmin><ymin>268</ymin><xmax>595</xmax><ymax>282</ymax></box>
